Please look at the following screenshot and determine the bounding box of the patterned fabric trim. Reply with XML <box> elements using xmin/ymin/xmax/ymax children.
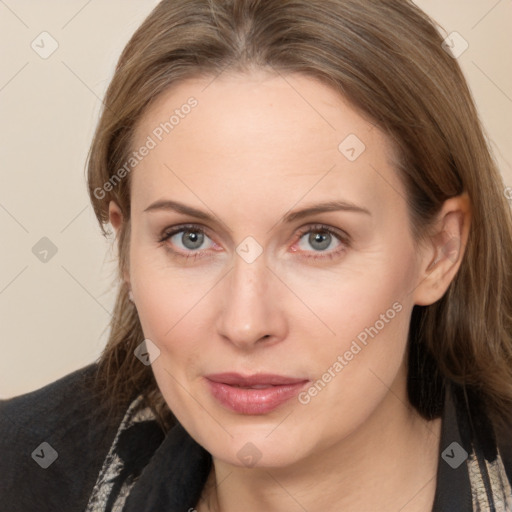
<box><xmin>85</xmin><ymin>394</ymin><xmax>155</xmax><ymax>512</ymax></box>
<box><xmin>467</xmin><ymin>449</ymin><xmax>512</xmax><ymax>511</ymax></box>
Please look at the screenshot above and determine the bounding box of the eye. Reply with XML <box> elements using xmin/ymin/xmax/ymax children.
<box><xmin>158</xmin><ymin>224</ymin><xmax>217</xmax><ymax>260</ymax></box>
<box><xmin>292</xmin><ymin>224</ymin><xmax>350</xmax><ymax>260</ymax></box>
<box><xmin>158</xmin><ymin>223</ymin><xmax>350</xmax><ymax>261</ymax></box>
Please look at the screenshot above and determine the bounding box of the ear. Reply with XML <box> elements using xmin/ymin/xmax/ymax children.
<box><xmin>108</xmin><ymin>200</ymin><xmax>131</xmax><ymax>289</ymax></box>
<box><xmin>109</xmin><ymin>200</ymin><xmax>124</xmax><ymax>235</ymax></box>
<box><xmin>413</xmin><ymin>192</ymin><xmax>471</xmax><ymax>306</ymax></box>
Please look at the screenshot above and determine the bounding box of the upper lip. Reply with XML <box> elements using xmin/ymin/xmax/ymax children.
<box><xmin>205</xmin><ymin>372</ymin><xmax>308</xmax><ymax>386</ymax></box>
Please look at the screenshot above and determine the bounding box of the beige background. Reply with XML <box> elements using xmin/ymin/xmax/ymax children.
<box><xmin>1</xmin><ymin>1</ymin><xmax>511</xmax><ymax>398</ymax></box>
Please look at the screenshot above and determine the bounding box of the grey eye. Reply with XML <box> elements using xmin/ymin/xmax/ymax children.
<box><xmin>298</xmin><ymin>230</ymin><xmax>340</xmax><ymax>252</ymax></box>
<box><xmin>307</xmin><ymin>231</ymin><xmax>332</xmax><ymax>251</ymax></box>
<box><xmin>179</xmin><ymin>230</ymin><xmax>205</xmax><ymax>250</ymax></box>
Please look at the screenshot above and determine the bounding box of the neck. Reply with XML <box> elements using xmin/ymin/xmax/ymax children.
<box><xmin>197</xmin><ymin>373</ymin><xmax>442</xmax><ymax>512</ymax></box>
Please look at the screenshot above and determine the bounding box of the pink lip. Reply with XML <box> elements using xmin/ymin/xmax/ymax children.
<box><xmin>205</xmin><ymin>373</ymin><xmax>309</xmax><ymax>414</ymax></box>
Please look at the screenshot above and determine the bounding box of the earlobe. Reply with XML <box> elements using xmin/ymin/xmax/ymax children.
<box><xmin>413</xmin><ymin>194</ymin><xmax>471</xmax><ymax>306</ymax></box>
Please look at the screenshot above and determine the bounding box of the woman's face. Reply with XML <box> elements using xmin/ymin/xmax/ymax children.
<box><xmin>120</xmin><ymin>70</ymin><xmax>430</xmax><ymax>467</ymax></box>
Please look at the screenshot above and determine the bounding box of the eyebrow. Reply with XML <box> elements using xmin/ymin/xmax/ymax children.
<box><xmin>143</xmin><ymin>199</ymin><xmax>371</xmax><ymax>226</ymax></box>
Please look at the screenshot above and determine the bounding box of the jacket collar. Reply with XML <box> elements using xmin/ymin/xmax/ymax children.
<box><xmin>433</xmin><ymin>382</ymin><xmax>512</xmax><ymax>511</ymax></box>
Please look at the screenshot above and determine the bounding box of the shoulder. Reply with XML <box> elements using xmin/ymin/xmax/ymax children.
<box><xmin>1</xmin><ymin>363</ymin><xmax>99</xmax><ymax>429</ymax></box>
<box><xmin>0</xmin><ymin>364</ymin><xmax>124</xmax><ymax>511</ymax></box>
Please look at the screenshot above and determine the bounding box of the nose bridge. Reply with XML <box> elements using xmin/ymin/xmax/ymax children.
<box><xmin>216</xmin><ymin>250</ymin><xmax>284</xmax><ymax>348</ymax></box>
<box><xmin>229</xmin><ymin>253</ymin><xmax>269</xmax><ymax>325</ymax></box>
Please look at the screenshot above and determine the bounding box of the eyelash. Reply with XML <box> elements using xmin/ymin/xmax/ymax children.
<box><xmin>157</xmin><ymin>223</ymin><xmax>351</xmax><ymax>262</ymax></box>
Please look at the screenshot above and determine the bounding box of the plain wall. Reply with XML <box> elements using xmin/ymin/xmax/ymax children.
<box><xmin>1</xmin><ymin>0</ymin><xmax>511</xmax><ymax>398</ymax></box>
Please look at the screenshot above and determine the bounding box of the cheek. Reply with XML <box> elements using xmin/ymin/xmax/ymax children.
<box><xmin>290</xmin><ymin>254</ymin><xmax>416</xmax><ymax>412</ymax></box>
<box><xmin>132</xmin><ymin>268</ymin><xmax>206</xmax><ymax>359</ymax></box>
<box><xmin>279</xmin><ymin>248</ymin><xmax>415</xmax><ymax>350</ymax></box>
<box><xmin>128</xmin><ymin>241</ymin><xmax>223</xmax><ymax>386</ymax></box>
<box><xmin>129</xmin><ymin>230</ymin><xmax>199</xmax><ymax>329</ymax></box>
<box><xmin>307</xmin><ymin>285</ymin><xmax>410</xmax><ymax>387</ymax></box>
<box><xmin>130</xmin><ymin>259</ymin><xmax>209</xmax><ymax>421</ymax></box>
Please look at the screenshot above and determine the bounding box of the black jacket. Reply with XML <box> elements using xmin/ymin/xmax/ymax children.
<box><xmin>1</xmin><ymin>363</ymin><xmax>511</xmax><ymax>511</ymax></box>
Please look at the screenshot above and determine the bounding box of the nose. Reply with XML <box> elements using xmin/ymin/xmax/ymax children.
<box><xmin>215</xmin><ymin>252</ymin><xmax>288</xmax><ymax>350</ymax></box>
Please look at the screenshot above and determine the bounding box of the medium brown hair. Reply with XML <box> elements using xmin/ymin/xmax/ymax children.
<box><xmin>86</xmin><ymin>0</ymin><xmax>512</xmax><ymax>432</ymax></box>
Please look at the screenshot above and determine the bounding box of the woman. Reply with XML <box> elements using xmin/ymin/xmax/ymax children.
<box><xmin>1</xmin><ymin>0</ymin><xmax>511</xmax><ymax>510</ymax></box>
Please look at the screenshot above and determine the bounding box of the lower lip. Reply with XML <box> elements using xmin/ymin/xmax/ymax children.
<box><xmin>206</xmin><ymin>379</ymin><xmax>309</xmax><ymax>414</ymax></box>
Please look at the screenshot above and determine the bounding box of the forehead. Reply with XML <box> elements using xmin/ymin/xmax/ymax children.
<box><xmin>130</xmin><ymin>71</ymin><xmax>404</xmax><ymax>218</ymax></box>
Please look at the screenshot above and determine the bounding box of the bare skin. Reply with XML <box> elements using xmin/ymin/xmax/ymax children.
<box><xmin>109</xmin><ymin>70</ymin><xmax>471</xmax><ymax>511</ymax></box>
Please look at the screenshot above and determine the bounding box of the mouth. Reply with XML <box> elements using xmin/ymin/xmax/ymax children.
<box><xmin>204</xmin><ymin>373</ymin><xmax>310</xmax><ymax>415</ymax></box>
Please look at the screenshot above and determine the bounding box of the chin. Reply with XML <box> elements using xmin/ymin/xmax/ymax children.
<box><xmin>197</xmin><ymin>425</ymin><xmax>315</xmax><ymax>469</ymax></box>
